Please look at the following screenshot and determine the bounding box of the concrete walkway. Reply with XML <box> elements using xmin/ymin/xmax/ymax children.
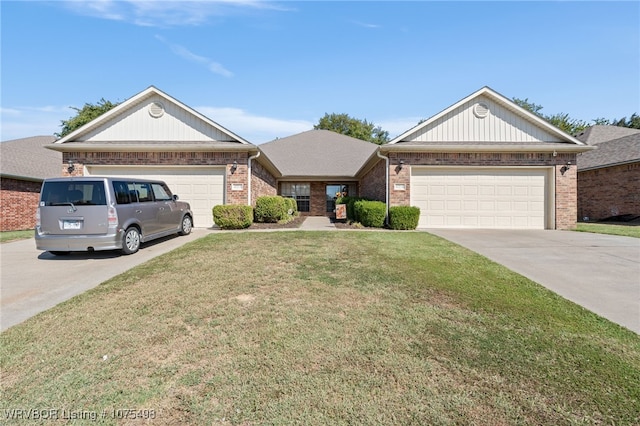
<box><xmin>426</xmin><ymin>229</ymin><xmax>640</xmax><ymax>334</ymax></box>
<box><xmin>299</xmin><ymin>216</ymin><xmax>336</xmax><ymax>230</ymax></box>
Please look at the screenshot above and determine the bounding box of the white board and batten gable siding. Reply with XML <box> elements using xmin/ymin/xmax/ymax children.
<box><xmin>80</xmin><ymin>94</ymin><xmax>233</xmax><ymax>142</ymax></box>
<box><xmin>402</xmin><ymin>94</ymin><xmax>564</xmax><ymax>143</ymax></box>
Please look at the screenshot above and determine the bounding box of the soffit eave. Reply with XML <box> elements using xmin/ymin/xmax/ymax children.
<box><xmin>380</xmin><ymin>144</ymin><xmax>595</xmax><ymax>154</ymax></box>
<box><xmin>45</xmin><ymin>144</ymin><xmax>258</xmax><ymax>153</ymax></box>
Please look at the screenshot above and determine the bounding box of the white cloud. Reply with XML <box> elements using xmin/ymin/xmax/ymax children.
<box><xmin>155</xmin><ymin>35</ymin><xmax>233</xmax><ymax>77</ymax></box>
<box><xmin>350</xmin><ymin>20</ymin><xmax>381</xmax><ymax>29</ymax></box>
<box><xmin>60</xmin><ymin>0</ymin><xmax>290</xmax><ymax>28</ymax></box>
<box><xmin>197</xmin><ymin>106</ymin><xmax>313</xmax><ymax>144</ymax></box>
<box><xmin>1</xmin><ymin>106</ymin><xmax>70</xmax><ymax>141</ymax></box>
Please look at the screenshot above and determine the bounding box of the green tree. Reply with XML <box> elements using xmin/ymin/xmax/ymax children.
<box><xmin>56</xmin><ymin>98</ymin><xmax>120</xmax><ymax>138</ymax></box>
<box><xmin>513</xmin><ymin>97</ymin><xmax>588</xmax><ymax>136</ymax></box>
<box><xmin>611</xmin><ymin>113</ymin><xmax>640</xmax><ymax>129</ymax></box>
<box><xmin>314</xmin><ymin>113</ymin><xmax>389</xmax><ymax>145</ymax></box>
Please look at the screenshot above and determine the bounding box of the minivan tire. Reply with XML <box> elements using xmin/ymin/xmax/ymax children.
<box><xmin>179</xmin><ymin>215</ymin><xmax>193</xmax><ymax>236</ymax></box>
<box><xmin>122</xmin><ymin>227</ymin><xmax>141</xmax><ymax>255</ymax></box>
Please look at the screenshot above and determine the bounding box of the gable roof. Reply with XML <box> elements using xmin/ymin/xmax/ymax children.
<box><xmin>577</xmin><ymin>133</ymin><xmax>640</xmax><ymax>171</ymax></box>
<box><xmin>258</xmin><ymin>129</ymin><xmax>379</xmax><ymax>178</ymax></box>
<box><xmin>50</xmin><ymin>86</ymin><xmax>254</xmax><ymax>152</ymax></box>
<box><xmin>576</xmin><ymin>125</ymin><xmax>640</xmax><ymax>145</ymax></box>
<box><xmin>386</xmin><ymin>87</ymin><xmax>589</xmax><ymax>153</ymax></box>
<box><xmin>0</xmin><ymin>135</ymin><xmax>61</xmax><ymax>181</ymax></box>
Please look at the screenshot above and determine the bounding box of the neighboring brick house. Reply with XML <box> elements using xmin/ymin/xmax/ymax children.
<box><xmin>576</xmin><ymin>126</ymin><xmax>640</xmax><ymax>221</ymax></box>
<box><xmin>0</xmin><ymin>136</ymin><xmax>61</xmax><ymax>231</ymax></box>
<box><xmin>44</xmin><ymin>85</ymin><xmax>591</xmax><ymax>230</ymax></box>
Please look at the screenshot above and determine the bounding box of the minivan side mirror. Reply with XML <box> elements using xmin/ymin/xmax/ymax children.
<box><xmin>172</xmin><ymin>194</ymin><xmax>179</xmax><ymax>201</ymax></box>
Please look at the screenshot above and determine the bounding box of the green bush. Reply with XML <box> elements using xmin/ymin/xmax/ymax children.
<box><xmin>254</xmin><ymin>196</ymin><xmax>288</xmax><ymax>223</ymax></box>
<box><xmin>354</xmin><ymin>200</ymin><xmax>387</xmax><ymax>228</ymax></box>
<box><xmin>212</xmin><ymin>205</ymin><xmax>253</xmax><ymax>229</ymax></box>
<box><xmin>284</xmin><ymin>197</ymin><xmax>297</xmax><ymax>214</ymax></box>
<box><xmin>336</xmin><ymin>196</ymin><xmax>368</xmax><ymax>221</ymax></box>
<box><xmin>389</xmin><ymin>206</ymin><xmax>420</xmax><ymax>230</ymax></box>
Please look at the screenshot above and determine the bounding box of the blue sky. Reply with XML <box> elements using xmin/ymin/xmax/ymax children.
<box><xmin>2</xmin><ymin>0</ymin><xmax>638</xmax><ymax>144</ymax></box>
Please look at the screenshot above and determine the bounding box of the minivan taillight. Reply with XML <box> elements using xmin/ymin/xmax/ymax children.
<box><xmin>108</xmin><ymin>206</ymin><xmax>118</xmax><ymax>228</ymax></box>
<box><xmin>35</xmin><ymin>207</ymin><xmax>41</xmax><ymax>228</ymax></box>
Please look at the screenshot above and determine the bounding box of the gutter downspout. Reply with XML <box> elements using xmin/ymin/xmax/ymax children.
<box><xmin>377</xmin><ymin>150</ymin><xmax>390</xmax><ymax>225</ymax></box>
<box><xmin>247</xmin><ymin>151</ymin><xmax>260</xmax><ymax>206</ymax></box>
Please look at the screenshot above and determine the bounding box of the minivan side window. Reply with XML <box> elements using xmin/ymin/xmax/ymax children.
<box><xmin>151</xmin><ymin>183</ymin><xmax>173</xmax><ymax>201</ymax></box>
<box><xmin>133</xmin><ymin>182</ymin><xmax>153</xmax><ymax>203</ymax></box>
<box><xmin>113</xmin><ymin>181</ymin><xmax>132</xmax><ymax>204</ymax></box>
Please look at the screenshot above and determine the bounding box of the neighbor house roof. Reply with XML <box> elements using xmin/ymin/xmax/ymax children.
<box><xmin>258</xmin><ymin>129</ymin><xmax>379</xmax><ymax>179</ymax></box>
<box><xmin>577</xmin><ymin>133</ymin><xmax>640</xmax><ymax>171</ymax></box>
<box><xmin>0</xmin><ymin>135</ymin><xmax>61</xmax><ymax>181</ymax></box>
<box><xmin>576</xmin><ymin>125</ymin><xmax>640</xmax><ymax>145</ymax></box>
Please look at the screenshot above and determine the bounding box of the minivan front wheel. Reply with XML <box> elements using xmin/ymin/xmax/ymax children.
<box><xmin>122</xmin><ymin>227</ymin><xmax>141</xmax><ymax>255</ymax></box>
<box><xmin>179</xmin><ymin>215</ymin><xmax>193</xmax><ymax>236</ymax></box>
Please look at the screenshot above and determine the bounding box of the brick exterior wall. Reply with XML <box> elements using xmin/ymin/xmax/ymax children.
<box><xmin>359</xmin><ymin>161</ymin><xmax>386</xmax><ymax>202</ymax></box>
<box><xmin>62</xmin><ymin>151</ymin><xmax>251</xmax><ymax>205</ymax></box>
<box><xmin>578</xmin><ymin>162</ymin><xmax>640</xmax><ymax>221</ymax></box>
<box><xmin>0</xmin><ymin>178</ymin><xmax>42</xmax><ymax>231</ymax></box>
<box><xmin>251</xmin><ymin>161</ymin><xmax>277</xmax><ymax>205</ymax></box>
<box><xmin>384</xmin><ymin>151</ymin><xmax>578</xmax><ymax>230</ymax></box>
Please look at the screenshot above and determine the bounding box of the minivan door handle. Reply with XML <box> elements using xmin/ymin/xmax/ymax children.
<box><xmin>135</xmin><ymin>209</ymin><xmax>142</xmax><ymax>214</ymax></box>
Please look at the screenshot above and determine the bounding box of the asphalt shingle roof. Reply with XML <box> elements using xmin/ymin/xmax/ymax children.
<box><xmin>577</xmin><ymin>133</ymin><xmax>640</xmax><ymax>170</ymax></box>
<box><xmin>1</xmin><ymin>135</ymin><xmax>61</xmax><ymax>180</ymax></box>
<box><xmin>258</xmin><ymin>129</ymin><xmax>379</xmax><ymax>177</ymax></box>
<box><xmin>576</xmin><ymin>125</ymin><xmax>640</xmax><ymax>145</ymax></box>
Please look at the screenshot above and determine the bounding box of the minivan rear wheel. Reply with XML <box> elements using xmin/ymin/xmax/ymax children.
<box><xmin>179</xmin><ymin>215</ymin><xmax>193</xmax><ymax>236</ymax></box>
<box><xmin>122</xmin><ymin>227</ymin><xmax>140</xmax><ymax>255</ymax></box>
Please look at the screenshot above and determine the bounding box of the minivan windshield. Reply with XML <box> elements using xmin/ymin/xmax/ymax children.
<box><xmin>40</xmin><ymin>181</ymin><xmax>107</xmax><ymax>206</ymax></box>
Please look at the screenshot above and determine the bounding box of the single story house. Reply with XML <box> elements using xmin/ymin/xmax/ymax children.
<box><xmin>576</xmin><ymin>126</ymin><xmax>640</xmax><ymax>221</ymax></box>
<box><xmin>47</xmin><ymin>85</ymin><xmax>592</xmax><ymax>230</ymax></box>
<box><xmin>1</xmin><ymin>135</ymin><xmax>60</xmax><ymax>231</ymax></box>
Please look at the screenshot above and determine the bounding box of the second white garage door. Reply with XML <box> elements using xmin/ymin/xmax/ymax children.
<box><xmin>410</xmin><ymin>168</ymin><xmax>550</xmax><ymax>229</ymax></box>
<box><xmin>85</xmin><ymin>166</ymin><xmax>225</xmax><ymax>228</ymax></box>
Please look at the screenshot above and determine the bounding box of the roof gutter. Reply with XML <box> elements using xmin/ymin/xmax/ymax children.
<box><xmin>45</xmin><ymin>143</ymin><xmax>257</xmax><ymax>153</ymax></box>
<box><xmin>380</xmin><ymin>144</ymin><xmax>595</xmax><ymax>154</ymax></box>
<box><xmin>377</xmin><ymin>150</ymin><xmax>390</xmax><ymax>225</ymax></box>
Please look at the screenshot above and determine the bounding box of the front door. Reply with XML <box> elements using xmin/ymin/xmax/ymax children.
<box><xmin>326</xmin><ymin>185</ymin><xmax>348</xmax><ymax>213</ymax></box>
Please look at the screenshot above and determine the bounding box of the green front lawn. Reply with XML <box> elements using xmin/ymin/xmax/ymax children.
<box><xmin>0</xmin><ymin>229</ymin><xmax>33</xmax><ymax>243</ymax></box>
<box><xmin>576</xmin><ymin>222</ymin><xmax>640</xmax><ymax>238</ymax></box>
<box><xmin>1</xmin><ymin>232</ymin><xmax>639</xmax><ymax>425</ymax></box>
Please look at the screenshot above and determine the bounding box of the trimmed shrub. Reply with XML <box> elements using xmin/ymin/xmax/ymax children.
<box><xmin>254</xmin><ymin>196</ymin><xmax>288</xmax><ymax>223</ymax></box>
<box><xmin>212</xmin><ymin>205</ymin><xmax>253</xmax><ymax>229</ymax></box>
<box><xmin>336</xmin><ymin>196</ymin><xmax>368</xmax><ymax>221</ymax></box>
<box><xmin>389</xmin><ymin>206</ymin><xmax>420</xmax><ymax>230</ymax></box>
<box><xmin>284</xmin><ymin>197</ymin><xmax>297</xmax><ymax>214</ymax></box>
<box><xmin>354</xmin><ymin>200</ymin><xmax>387</xmax><ymax>228</ymax></box>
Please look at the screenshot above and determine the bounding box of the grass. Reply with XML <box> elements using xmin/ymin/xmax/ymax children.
<box><xmin>575</xmin><ymin>222</ymin><xmax>640</xmax><ymax>238</ymax></box>
<box><xmin>0</xmin><ymin>229</ymin><xmax>33</xmax><ymax>243</ymax></box>
<box><xmin>1</xmin><ymin>232</ymin><xmax>639</xmax><ymax>425</ymax></box>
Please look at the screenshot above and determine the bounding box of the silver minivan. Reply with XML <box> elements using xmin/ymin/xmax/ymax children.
<box><xmin>35</xmin><ymin>177</ymin><xmax>193</xmax><ymax>255</ymax></box>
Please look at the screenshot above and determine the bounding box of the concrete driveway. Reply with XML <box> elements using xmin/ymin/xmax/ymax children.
<box><xmin>0</xmin><ymin>229</ymin><xmax>208</xmax><ymax>332</ymax></box>
<box><xmin>427</xmin><ymin>229</ymin><xmax>640</xmax><ymax>334</ymax></box>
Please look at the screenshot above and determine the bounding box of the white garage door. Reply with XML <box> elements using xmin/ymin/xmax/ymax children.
<box><xmin>410</xmin><ymin>168</ymin><xmax>549</xmax><ymax>229</ymax></box>
<box><xmin>86</xmin><ymin>166</ymin><xmax>225</xmax><ymax>228</ymax></box>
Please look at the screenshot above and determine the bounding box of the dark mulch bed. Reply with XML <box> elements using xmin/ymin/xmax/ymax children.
<box><xmin>248</xmin><ymin>215</ymin><xmax>306</xmax><ymax>230</ymax></box>
<box><xmin>332</xmin><ymin>219</ymin><xmax>364</xmax><ymax>229</ymax></box>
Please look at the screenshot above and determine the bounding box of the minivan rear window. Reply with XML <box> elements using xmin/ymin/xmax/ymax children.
<box><xmin>41</xmin><ymin>181</ymin><xmax>107</xmax><ymax>206</ymax></box>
